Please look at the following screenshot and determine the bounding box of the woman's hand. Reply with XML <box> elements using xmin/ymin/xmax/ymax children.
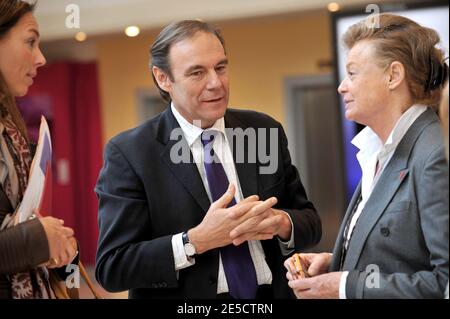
<box><xmin>39</xmin><ymin>216</ymin><xmax>77</xmax><ymax>268</ymax></box>
<box><xmin>284</xmin><ymin>252</ymin><xmax>332</xmax><ymax>280</ymax></box>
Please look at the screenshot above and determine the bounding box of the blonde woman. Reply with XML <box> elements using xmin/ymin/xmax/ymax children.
<box><xmin>286</xmin><ymin>13</ymin><xmax>449</xmax><ymax>299</ymax></box>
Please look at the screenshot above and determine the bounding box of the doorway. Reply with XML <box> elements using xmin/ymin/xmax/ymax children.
<box><xmin>284</xmin><ymin>74</ymin><xmax>346</xmax><ymax>252</ymax></box>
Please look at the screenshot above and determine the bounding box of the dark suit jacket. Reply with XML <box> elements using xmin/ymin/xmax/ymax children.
<box><xmin>95</xmin><ymin>107</ymin><xmax>321</xmax><ymax>299</ymax></box>
<box><xmin>330</xmin><ymin>108</ymin><xmax>449</xmax><ymax>298</ymax></box>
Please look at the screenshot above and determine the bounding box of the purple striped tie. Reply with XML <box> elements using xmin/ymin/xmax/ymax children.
<box><xmin>201</xmin><ymin>131</ymin><xmax>258</xmax><ymax>299</ymax></box>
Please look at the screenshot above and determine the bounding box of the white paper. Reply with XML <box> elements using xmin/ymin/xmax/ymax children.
<box><xmin>16</xmin><ymin>116</ymin><xmax>52</xmax><ymax>224</ymax></box>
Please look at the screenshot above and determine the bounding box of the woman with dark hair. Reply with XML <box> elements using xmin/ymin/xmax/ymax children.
<box><xmin>0</xmin><ymin>0</ymin><xmax>77</xmax><ymax>299</ymax></box>
<box><xmin>285</xmin><ymin>13</ymin><xmax>449</xmax><ymax>298</ymax></box>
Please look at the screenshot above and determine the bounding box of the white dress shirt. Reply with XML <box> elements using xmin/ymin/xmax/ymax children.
<box><xmin>169</xmin><ymin>103</ymin><xmax>294</xmax><ymax>294</ymax></box>
<box><xmin>339</xmin><ymin>104</ymin><xmax>427</xmax><ymax>299</ymax></box>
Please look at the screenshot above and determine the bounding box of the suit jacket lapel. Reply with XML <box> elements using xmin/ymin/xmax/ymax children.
<box><xmin>343</xmin><ymin>164</ymin><xmax>409</xmax><ymax>270</ymax></box>
<box><xmin>159</xmin><ymin>106</ymin><xmax>282</xmax><ymax>213</ymax></box>
<box><xmin>234</xmin><ymin>160</ymin><xmax>258</xmax><ymax>198</ymax></box>
<box><xmin>330</xmin><ymin>183</ymin><xmax>362</xmax><ymax>271</ymax></box>
<box><xmin>224</xmin><ymin>111</ymin><xmax>258</xmax><ymax>198</ymax></box>
<box><xmin>342</xmin><ymin>108</ymin><xmax>437</xmax><ymax>270</ymax></box>
<box><xmin>158</xmin><ymin>107</ymin><xmax>211</xmax><ymax>214</ymax></box>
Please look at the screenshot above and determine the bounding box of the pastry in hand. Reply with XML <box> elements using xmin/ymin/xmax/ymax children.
<box><xmin>292</xmin><ymin>253</ymin><xmax>310</xmax><ymax>278</ymax></box>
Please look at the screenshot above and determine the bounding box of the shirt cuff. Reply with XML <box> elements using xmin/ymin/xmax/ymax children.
<box><xmin>277</xmin><ymin>211</ymin><xmax>295</xmax><ymax>256</ymax></box>
<box><xmin>339</xmin><ymin>271</ymin><xmax>349</xmax><ymax>299</ymax></box>
<box><xmin>172</xmin><ymin>233</ymin><xmax>195</xmax><ymax>271</ymax></box>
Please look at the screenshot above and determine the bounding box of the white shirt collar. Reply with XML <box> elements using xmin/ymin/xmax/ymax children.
<box><xmin>352</xmin><ymin>104</ymin><xmax>427</xmax><ymax>160</ymax></box>
<box><xmin>171</xmin><ymin>102</ymin><xmax>226</xmax><ymax>147</ymax></box>
<box><xmin>344</xmin><ymin>104</ymin><xmax>428</xmax><ymax>245</ymax></box>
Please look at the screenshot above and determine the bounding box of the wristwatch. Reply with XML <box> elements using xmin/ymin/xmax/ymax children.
<box><xmin>182</xmin><ymin>231</ymin><xmax>197</xmax><ymax>258</ymax></box>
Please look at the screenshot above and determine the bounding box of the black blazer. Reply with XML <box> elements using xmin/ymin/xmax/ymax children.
<box><xmin>95</xmin><ymin>107</ymin><xmax>321</xmax><ymax>299</ymax></box>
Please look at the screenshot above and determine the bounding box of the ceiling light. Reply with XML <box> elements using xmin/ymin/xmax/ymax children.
<box><xmin>75</xmin><ymin>31</ymin><xmax>87</xmax><ymax>42</ymax></box>
<box><xmin>125</xmin><ymin>26</ymin><xmax>140</xmax><ymax>37</ymax></box>
<box><xmin>328</xmin><ymin>2</ymin><xmax>340</xmax><ymax>12</ymax></box>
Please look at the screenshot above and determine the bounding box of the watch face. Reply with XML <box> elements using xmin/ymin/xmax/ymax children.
<box><xmin>184</xmin><ymin>243</ymin><xmax>196</xmax><ymax>256</ymax></box>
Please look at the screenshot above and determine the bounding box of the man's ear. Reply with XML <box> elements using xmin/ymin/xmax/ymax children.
<box><xmin>152</xmin><ymin>66</ymin><xmax>171</xmax><ymax>92</ymax></box>
<box><xmin>387</xmin><ymin>61</ymin><xmax>406</xmax><ymax>90</ymax></box>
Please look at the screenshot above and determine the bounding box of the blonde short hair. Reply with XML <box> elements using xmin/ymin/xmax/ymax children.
<box><xmin>343</xmin><ymin>13</ymin><xmax>448</xmax><ymax>107</ymax></box>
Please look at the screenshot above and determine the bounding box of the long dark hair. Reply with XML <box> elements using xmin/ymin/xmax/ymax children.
<box><xmin>0</xmin><ymin>0</ymin><xmax>36</xmax><ymax>141</ymax></box>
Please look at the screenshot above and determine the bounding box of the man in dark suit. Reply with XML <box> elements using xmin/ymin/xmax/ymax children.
<box><xmin>95</xmin><ymin>20</ymin><xmax>321</xmax><ymax>299</ymax></box>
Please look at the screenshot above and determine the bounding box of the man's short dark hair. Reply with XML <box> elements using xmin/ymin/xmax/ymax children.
<box><xmin>150</xmin><ymin>20</ymin><xmax>226</xmax><ymax>102</ymax></box>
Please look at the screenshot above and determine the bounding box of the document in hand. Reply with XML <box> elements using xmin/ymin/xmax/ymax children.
<box><xmin>15</xmin><ymin>116</ymin><xmax>53</xmax><ymax>224</ymax></box>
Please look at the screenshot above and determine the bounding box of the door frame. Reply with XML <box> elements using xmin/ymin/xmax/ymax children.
<box><xmin>283</xmin><ymin>73</ymin><xmax>337</xmax><ymax>189</ymax></box>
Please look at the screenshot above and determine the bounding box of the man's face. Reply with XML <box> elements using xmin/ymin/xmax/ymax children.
<box><xmin>163</xmin><ymin>31</ymin><xmax>229</xmax><ymax>128</ymax></box>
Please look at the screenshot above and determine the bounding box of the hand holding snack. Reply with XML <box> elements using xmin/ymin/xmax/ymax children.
<box><xmin>285</xmin><ymin>252</ymin><xmax>332</xmax><ymax>281</ymax></box>
<box><xmin>285</xmin><ymin>253</ymin><xmax>310</xmax><ymax>280</ymax></box>
<box><xmin>293</xmin><ymin>253</ymin><xmax>310</xmax><ymax>278</ymax></box>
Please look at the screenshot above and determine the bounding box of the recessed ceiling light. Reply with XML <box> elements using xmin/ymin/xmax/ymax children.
<box><xmin>328</xmin><ymin>2</ymin><xmax>340</xmax><ymax>12</ymax></box>
<box><xmin>75</xmin><ymin>31</ymin><xmax>87</xmax><ymax>42</ymax></box>
<box><xmin>125</xmin><ymin>26</ymin><xmax>140</xmax><ymax>37</ymax></box>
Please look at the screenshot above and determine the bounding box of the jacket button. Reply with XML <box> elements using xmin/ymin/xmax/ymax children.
<box><xmin>380</xmin><ymin>227</ymin><xmax>390</xmax><ymax>237</ymax></box>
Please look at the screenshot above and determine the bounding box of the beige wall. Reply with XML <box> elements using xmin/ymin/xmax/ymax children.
<box><xmin>97</xmin><ymin>11</ymin><xmax>331</xmax><ymax>143</ymax></box>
